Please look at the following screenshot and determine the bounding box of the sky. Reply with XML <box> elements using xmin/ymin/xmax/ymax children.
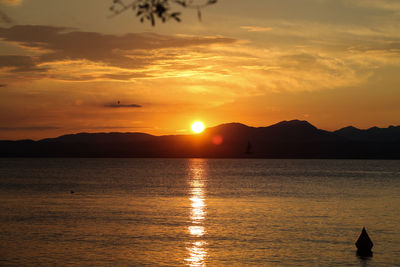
<box><xmin>0</xmin><ymin>0</ymin><xmax>400</xmax><ymax>140</ymax></box>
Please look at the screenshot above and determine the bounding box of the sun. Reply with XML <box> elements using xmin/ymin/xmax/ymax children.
<box><xmin>191</xmin><ymin>121</ymin><xmax>205</xmax><ymax>134</ymax></box>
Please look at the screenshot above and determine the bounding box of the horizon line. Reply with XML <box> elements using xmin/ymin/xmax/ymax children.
<box><xmin>1</xmin><ymin>119</ymin><xmax>399</xmax><ymax>142</ymax></box>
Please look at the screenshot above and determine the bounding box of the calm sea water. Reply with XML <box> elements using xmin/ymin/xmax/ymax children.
<box><xmin>0</xmin><ymin>158</ymin><xmax>399</xmax><ymax>266</ymax></box>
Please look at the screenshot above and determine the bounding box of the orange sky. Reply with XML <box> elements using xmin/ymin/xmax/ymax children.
<box><xmin>1</xmin><ymin>0</ymin><xmax>400</xmax><ymax>140</ymax></box>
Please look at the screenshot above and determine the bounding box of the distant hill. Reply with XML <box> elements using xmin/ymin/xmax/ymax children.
<box><xmin>41</xmin><ymin>132</ymin><xmax>156</xmax><ymax>144</ymax></box>
<box><xmin>1</xmin><ymin>120</ymin><xmax>399</xmax><ymax>158</ymax></box>
<box><xmin>334</xmin><ymin>125</ymin><xmax>400</xmax><ymax>142</ymax></box>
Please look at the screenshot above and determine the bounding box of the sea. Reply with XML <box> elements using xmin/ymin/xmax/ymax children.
<box><xmin>0</xmin><ymin>158</ymin><xmax>399</xmax><ymax>266</ymax></box>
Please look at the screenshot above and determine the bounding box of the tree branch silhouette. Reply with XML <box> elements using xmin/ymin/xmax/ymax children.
<box><xmin>109</xmin><ymin>0</ymin><xmax>217</xmax><ymax>26</ymax></box>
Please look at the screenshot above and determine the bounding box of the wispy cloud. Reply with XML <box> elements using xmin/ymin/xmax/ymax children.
<box><xmin>0</xmin><ymin>25</ymin><xmax>236</xmax><ymax>69</ymax></box>
<box><xmin>1</xmin><ymin>22</ymin><xmax>399</xmax><ymax>101</ymax></box>
<box><xmin>104</xmin><ymin>103</ymin><xmax>142</xmax><ymax>108</ymax></box>
<box><xmin>349</xmin><ymin>0</ymin><xmax>400</xmax><ymax>13</ymax></box>
<box><xmin>0</xmin><ymin>126</ymin><xmax>60</xmax><ymax>131</ymax></box>
<box><xmin>0</xmin><ymin>0</ymin><xmax>22</xmax><ymax>6</ymax></box>
<box><xmin>240</xmin><ymin>26</ymin><xmax>273</xmax><ymax>32</ymax></box>
<box><xmin>0</xmin><ymin>25</ymin><xmax>237</xmax><ymax>81</ymax></box>
<box><xmin>0</xmin><ymin>55</ymin><xmax>44</xmax><ymax>72</ymax></box>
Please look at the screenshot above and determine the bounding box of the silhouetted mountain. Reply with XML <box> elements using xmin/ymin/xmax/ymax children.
<box><xmin>259</xmin><ymin>120</ymin><xmax>341</xmax><ymax>142</ymax></box>
<box><xmin>1</xmin><ymin>120</ymin><xmax>399</xmax><ymax>158</ymax></box>
<box><xmin>272</xmin><ymin>119</ymin><xmax>316</xmax><ymax>129</ymax></box>
<box><xmin>335</xmin><ymin>125</ymin><xmax>400</xmax><ymax>142</ymax></box>
<box><xmin>41</xmin><ymin>132</ymin><xmax>155</xmax><ymax>144</ymax></box>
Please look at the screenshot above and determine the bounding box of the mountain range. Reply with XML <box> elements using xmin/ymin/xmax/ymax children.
<box><xmin>1</xmin><ymin>120</ymin><xmax>400</xmax><ymax>158</ymax></box>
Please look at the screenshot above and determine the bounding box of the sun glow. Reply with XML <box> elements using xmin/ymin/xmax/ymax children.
<box><xmin>191</xmin><ymin>121</ymin><xmax>205</xmax><ymax>134</ymax></box>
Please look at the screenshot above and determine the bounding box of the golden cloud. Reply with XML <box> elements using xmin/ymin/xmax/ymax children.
<box><xmin>0</xmin><ymin>0</ymin><xmax>22</xmax><ymax>6</ymax></box>
<box><xmin>240</xmin><ymin>26</ymin><xmax>273</xmax><ymax>32</ymax></box>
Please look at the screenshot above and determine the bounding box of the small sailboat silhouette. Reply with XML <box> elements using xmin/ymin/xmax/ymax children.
<box><xmin>355</xmin><ymin>227</ymin><xmax>373</xmax><ymax>256</ymax></box>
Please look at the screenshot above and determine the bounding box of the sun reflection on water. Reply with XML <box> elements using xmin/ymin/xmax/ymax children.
<box><xmin>185</xmin><ymin>159</ymin><xmax>208</xmax><ymax>266</ymax></box>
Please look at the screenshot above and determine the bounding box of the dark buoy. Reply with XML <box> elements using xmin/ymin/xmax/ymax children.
<box><xmin>355</xmin><ymin>227</ymin><xmax>373</xmax><ymax>257</ymax></box>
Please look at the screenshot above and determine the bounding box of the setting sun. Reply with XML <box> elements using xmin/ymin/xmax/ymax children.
<box><xmin>191</xmin><ymin>121</ymin><xmax>205</xmax><ymax>134</ymax></box>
